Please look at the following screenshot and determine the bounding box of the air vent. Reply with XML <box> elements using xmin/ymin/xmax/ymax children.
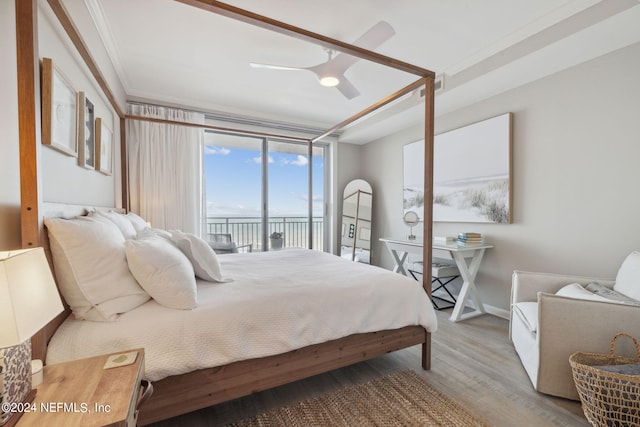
<box><xmin>419</xmin><ymin>74</ymin><xmax>445</xmax><ymax>97</ymax></box>
<box><xmin>435</xmin><ymin>75</ymin><xmax>444</xmax><ymax>92</ymax></box>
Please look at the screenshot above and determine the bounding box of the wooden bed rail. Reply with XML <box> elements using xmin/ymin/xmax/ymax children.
<box><xmin>138</xmin><ymin>326</ymin><xmax>428</xmax><ymax>425</ymax></box>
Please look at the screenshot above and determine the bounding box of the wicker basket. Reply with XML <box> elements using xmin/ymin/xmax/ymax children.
<box><xmin>569</xmin><ymin>333</ymin><xmax>640</xmax><ymax>427</ymax></box>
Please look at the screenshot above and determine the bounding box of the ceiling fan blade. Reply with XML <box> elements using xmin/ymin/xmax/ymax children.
<box><xmin>310</xmin><ymin>20</ymin><xmax>396</xmax><ymax>77</ymax></box>
<box><xmin>352</xmin><ymin>20</ymin><xmax>395</xmax><ymax>51</ymax></box>
<box><xmin>249</xmin><ymin>21</ymin><xmax>393</xmax><ymax>100</ymax></box>
<box><xmin>249</xmin><ymin>62</ymin><xmax>306</xmax><ymax>71</ymax></box>
<box><xmin>336</xmin><ymin>76</ymin><xmax>360</xmax><ymax>100</ymax></box>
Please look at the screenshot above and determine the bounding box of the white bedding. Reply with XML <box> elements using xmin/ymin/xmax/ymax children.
<box><xmin>46</xmin><ymin>249</ymin><xmax>437</xmax><ymax>381</ymax></box>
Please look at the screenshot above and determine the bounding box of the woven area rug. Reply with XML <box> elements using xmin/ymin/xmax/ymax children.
<box><xmin>228</xmin><ymin>370</ymin><xmax>489</xmax><ymax>426</ymax></box>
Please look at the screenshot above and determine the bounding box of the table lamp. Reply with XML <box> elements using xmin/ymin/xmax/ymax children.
<box><xmin>0</xmin><ymin>248</ymin><xmax>64</xmax><ymax>426</ymax></box>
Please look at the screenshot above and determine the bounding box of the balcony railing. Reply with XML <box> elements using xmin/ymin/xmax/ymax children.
<box><xmin>206</xmin><ymin>216</ymin><xmax>324</xmax><ymax>252</ymax></box>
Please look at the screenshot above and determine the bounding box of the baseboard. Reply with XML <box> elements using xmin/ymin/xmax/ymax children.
<box><xmin>484</xmin><ymin>304</ymin><xmax>509</xmax><ymax>320</ymax></box>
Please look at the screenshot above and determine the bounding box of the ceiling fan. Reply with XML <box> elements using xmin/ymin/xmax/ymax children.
<box><xmin>249</xmin><ymin>21</ymin><xmax>395</xmax><ymax>100</ymax></box>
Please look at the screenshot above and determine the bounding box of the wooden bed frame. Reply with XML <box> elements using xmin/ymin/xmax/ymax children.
<box><xmin>18</xmin><ymin>1</ymin><xmax>436</xmax><ymax>425</ymax></box>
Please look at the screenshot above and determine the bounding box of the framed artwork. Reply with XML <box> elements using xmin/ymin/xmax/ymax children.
<box><xmin>95</xmin><ymin>118</ymin><xmax>113</xmax><ymax>175</ymax></box>
<box><xmin>403</xmin><ymin>112</ymin><xmax>513</xmax><ymax>223</ymax></box>
<box><xmin>41</xmin><ymin>57</ymin><xmax>78</xmax><ymax>156</ymax></box>
<box><xmin>77</xmin><ymin>92</ymin><xmax>95</xmax><ymax>169</ymax></box>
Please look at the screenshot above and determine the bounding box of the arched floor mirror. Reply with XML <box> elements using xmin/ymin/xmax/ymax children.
<box><xmin>340</xmin><ymin>179</ymin><xmax>372</xmax><ymax>263</ymax></box>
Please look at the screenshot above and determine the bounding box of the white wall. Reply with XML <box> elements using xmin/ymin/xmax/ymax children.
<box><xmin>361</xmin><ymin>42</ymin><xmax>640</xmax><ymax>314</ymax></box>
<box><xmin>38</xmin><ymin>3</ymin><xmax>121</xmax><ymax>207</ymax></box>
<box><xmin>0</xmin><ymin>1</ymin><xmax>21</xmax><ymax>250</ymax></box>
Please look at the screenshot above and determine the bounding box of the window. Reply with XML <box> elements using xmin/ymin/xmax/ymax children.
<box><xmin>204</xmin><ymin>131</ymin><xmax>327</xmax><ymax>251</ymax></box>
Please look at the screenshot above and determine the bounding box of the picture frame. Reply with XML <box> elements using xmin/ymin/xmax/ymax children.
<box><xmin>403</xmin><ymin>112</ymin><xmax>513</xmax><ymax>223</ymax></box>
<box><xmin>95</xmin><ymin>118</ymin><xmax>113</xmax><ymax>175</ymax></box>
<box><xmin>41</xmin><ymin>57</ymin><xmax>78</xmax><ymax>157</ymax></box>
<box><xmin>77</xmin><ymin>92</ymin><xmax>95</xmax><ymax>169</ymax></box>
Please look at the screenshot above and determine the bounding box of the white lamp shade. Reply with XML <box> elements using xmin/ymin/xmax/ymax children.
<box><xmin>0</xmin><ymin>247</ymin><xmax>64</xmax><ymax>348</ymax></box>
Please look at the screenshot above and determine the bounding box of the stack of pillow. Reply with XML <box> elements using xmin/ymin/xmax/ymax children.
<box><xmin>44</xmin><ymin>210</ymin><xmax>229</xmax><ymax>322</ymax></box>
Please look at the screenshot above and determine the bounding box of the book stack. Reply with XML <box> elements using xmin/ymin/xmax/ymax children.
<box><xmin>433</xmin><ymin>235</ymin><xmax>456</xmax><ymax>244</ymax></box>
<box><xmin>457</xmin><ymin>232</ymin><xmax>484</xmax><ymax>247</ymax></box>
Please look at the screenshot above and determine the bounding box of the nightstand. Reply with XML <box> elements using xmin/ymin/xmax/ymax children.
<box><xmin>18</xmin><ymin>348</ymin><xmax>151</xmax><ymax>427</ymax></box>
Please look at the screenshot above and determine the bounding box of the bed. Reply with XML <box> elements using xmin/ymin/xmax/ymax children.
<box><xmin>18</xmin><ymin>1</ymin><xmax>437</xmax><ymax>425</ymax></box>
<box><xmin>34</xmin><ymin>204</ymin><xmax>437</xmax><ymax>425</ymax></box>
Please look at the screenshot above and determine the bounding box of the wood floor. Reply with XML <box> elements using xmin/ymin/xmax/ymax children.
<box><xmin>148</xmin><ymin>310</ymin><xmax>589</xmax><ymax>427</ymax></box>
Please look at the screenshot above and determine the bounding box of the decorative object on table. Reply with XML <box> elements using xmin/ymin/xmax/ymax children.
<box><xmin>403</xmin><ymin>113</ymin><xmax>512</xmax><ymax>224</ymax></box>
<box><xmin>77</xmin><ymin>92</ymin><xmax>95</xmax><ymax>169</ymax></box>
<box><xmin>270</xmin><ymin>232</ymin><xmax>284</xmax><ymax>250</ymax></box>
<box><xmin>569</xmin><ymin>333</ymin><xmax>640</xmax><ymax>426</ymax></box>
<box><xmin>41</xmin><ymin>57</ymin><xmax>78</xmax><ymax>157</ymax></box>
<box><xmin>104</xmin><ymin>351</ymin><xmax>139</xmax><ymax>369</ymax></box>
<box><xmin>433</xmin><ymin>235</ymin><xmax>456</xmax><ymax>244</ymax></box>
<box><xmin>340</xmin><ymin>179</ymin><xmax>373</xmax><ymax>263</ymax></box>
<box><xmin>95</xmin><ymin>117</ymin><xmax>113</xmax><ymax>175</ymax></box>
<box><xmin>403</xmin><ymin>211</ymin><xmax>419</xmax><ymax>241</ymax></box>
<box><xmin>0</xmin><ymin>248</ymin><xmax>65</xmax><ymax>426</ymax></box>
<box><xmin>457</xmin><ymin>232</ymin><xmax>484</xmax><ymax>247</ymax></box>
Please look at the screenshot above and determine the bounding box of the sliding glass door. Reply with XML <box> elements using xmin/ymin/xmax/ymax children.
<box><xmin>267</xmin><ymin>140</ymin><xmax>325</xmax><ymax>250</ymax></box>
<box><xmin>204</xmin><ymin>133</ymin><xmax>263</xmax><ymax>250</ymax></box>
<box><xmin>204</xmin><ymin>131</ymin><xmax>326</xmax><ymax>251</ymax></box>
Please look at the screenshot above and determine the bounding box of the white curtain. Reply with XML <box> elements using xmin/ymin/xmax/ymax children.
<box><xmin>127</xmin><ymin>104</ymin><xmax>205</xmax><ymax>235</ymax></box>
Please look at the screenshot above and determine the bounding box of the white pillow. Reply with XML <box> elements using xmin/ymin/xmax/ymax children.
<box><xmin>91</xmin><ymin>210</ymin><xmax>137</xmax><ymax>239</ymax></box>
<box><xmin>137</xmin><ymin>227</ymin><xmax>172</xmax><ymax>241</ymax></box>
<box><xmin>556</xmin><ymin>283</ymin><xmax>611</xmax><ymax>303</ymax></box>
<box><xmin>170</xmin><ymin>230</ymin><xmax>227</xmax><ymax>282</ymax></box>
<box><xmin>126</xmin><ymin>212</ymin><xmax>151</xmax><ymax>233</ymax></box>
<box><xmin>44</xmin><ymin>215</ymin><xmax>150</xmax><ymax>321</ymax></box>
<box><xmin>125</xmin><ymin>234</ymin><xmax>197</xmax><ymax>309</ymax></box>
<box><xmin>614</xmin><ymin>251</ymin><xmax>640</xmax><ymax>301</ymax></box>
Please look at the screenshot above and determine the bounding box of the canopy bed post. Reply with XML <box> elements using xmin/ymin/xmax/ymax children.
<box><xmin>16</xmin><ymin>0</ymin><xmax>40</xmax><ymax>249</ymax></box>
<box><xmin>120</xmin><ymin>117</ymin><xmax>129</xmax><ymax>210</ymax></box>
<box><xmin>422</xmin><ymin>76</ymin><xmax>435</xmax><ymax>370</ymax></box>
<box><xmin>308</xmin><ymin>139</ymin><xmax>314</xmax><ymax>249</ymax></box>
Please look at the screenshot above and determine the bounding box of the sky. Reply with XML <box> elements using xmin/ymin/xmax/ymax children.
<box><xmin>204</xmin><ymin>144</ymin><xmax>324</xmax><ymax>218</ymax></box>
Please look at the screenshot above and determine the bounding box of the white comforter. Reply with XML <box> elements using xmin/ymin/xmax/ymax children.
<box><xmin>47</xmin><ymin>249</ymin><xmax>437</xmax><ymax>381</ymax></box>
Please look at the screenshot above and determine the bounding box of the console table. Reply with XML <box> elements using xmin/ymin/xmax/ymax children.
<box><xmin>380</xmin><ymin>237</ymin><xmax>494</xmax><ymax>322</ymax></box>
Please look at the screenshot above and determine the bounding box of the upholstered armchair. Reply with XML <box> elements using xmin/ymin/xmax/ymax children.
<box><xmin>510</xmin><ymin>263</ymin><xmax>640</xmax><ymax>400</ymax></box>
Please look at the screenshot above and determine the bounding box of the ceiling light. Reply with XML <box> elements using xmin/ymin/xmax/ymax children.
<box><xmin>319</xmin><ymin>76</ymin><xmax>340</xmax><ymax>87</ymax></box>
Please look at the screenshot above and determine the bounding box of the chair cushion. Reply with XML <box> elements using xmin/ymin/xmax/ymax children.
<box><xmin>614</xmin><ymin>251</ymin><xmax>640</xmax><ymax>301</ymax></box>
<box><xmin>512</xmin><ymin>302</ymin><xmax>538</xmax><ymax>333</ymax></box>
<box><xmin>210</xmin><ymin>242</ymin><xmax>238</xmax><ymax>252</ymax></box>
